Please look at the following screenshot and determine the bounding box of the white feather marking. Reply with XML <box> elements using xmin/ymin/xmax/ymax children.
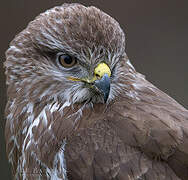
<box><xmin>126</xmin><ymin>91</ymin><xmax>140</xmax><ymax>101</ymax></box>
<box><xmin>50</xmin><ymin>102</ymin><xmax>60</xmax><ymax>113</ymax></box>
<box><xmin>27</xmin><ymin>103</ymin><xmax>34</xmax><ymax>114</ymax></box>
<box><xmin>29</xmin><ymin>141</ymin><xmax>67</xmax><ymax>179</ymax></box>
<box><xmin>59</xmin><ymin>101</ymin><xmax>71</xmax><ymax>112</ymax></box>
<box><xmin>9</xmin><ymin>45</ymin><xmax>22</xmax><ymax>53</ymax></box>
<box><xmin>8</xmin><ymin>135</ymin><xmax>19</xmax><ymax>166</ymax></box>
<box><xmin>24</xmin><ymin>118</ymin><xmax>39</xmax><ymax>150</ymax></box>
<box><xmin>18</xmin><ymin>106</ymin><xmax>49</xmax><ymax>178</ymax></box>
<box><xmin>41</xmin><ymin>108</ymin><xmax>48</xmax><ymax>126</ymax></box>
<box><xmin>126</xmin><ymin>59</ymin><xmax>135</xmax><ymax>70</ymax></box>
<box><xmin>24</xmin><ymin>107</ymin><xmax>48</xmax><ymax>150</ymax></box>
<box><xmin>46</xmin><ymin>141</ymin><xmax>67</xmax><ymax>179</ymax></box>
<box><xmin>7</xmin><ymin>99</ymin><xmax>16</xmax><ymax>131</ymax></box>
<box><xmin>132</xmin><ymin>83</ymin><xmax>142</xmax><ymax>90</ymax></box>
<box><xmin>48</xmin><ymin>124</ymin><xmax>52</xmax><ymax>130</ymax></box>
<box><xmin>22</xmin><ymin>125</ymin><xmax>27</xmax><ymax>134</ymax></box>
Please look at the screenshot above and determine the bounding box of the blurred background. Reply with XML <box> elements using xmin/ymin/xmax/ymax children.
<box><xmin>1</xmin><ymin>0</ymin><xmax>188</xmax><ymax>179</ymax></box>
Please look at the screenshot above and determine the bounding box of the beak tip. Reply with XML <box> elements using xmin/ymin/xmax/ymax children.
<box><xmin>94</xmin><ymin>73</ymin><xmax>110</xmax><ymax>103</ymax></box>
<box><xmin>104</xmin><ymin>94</ymin><xmax>108</xmax><ymax>103</ymax></box>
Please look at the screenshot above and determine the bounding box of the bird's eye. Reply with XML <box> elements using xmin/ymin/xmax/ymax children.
<box><xmin>58</xmin><ymin>54</ymin><xmax>77</xmax><ymax>68</ymax></box>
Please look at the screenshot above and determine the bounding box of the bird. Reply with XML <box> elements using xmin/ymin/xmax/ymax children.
<box><xmin>4</xmin><ymin>3</ymin><xmax>188</xmax><ymax>180</ymax></box>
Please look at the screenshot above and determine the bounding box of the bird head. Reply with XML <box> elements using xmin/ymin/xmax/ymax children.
<box><xmin>5</xmin><ymin>3</ymin><xmax>131</xmax><ymax>106</ymax></box>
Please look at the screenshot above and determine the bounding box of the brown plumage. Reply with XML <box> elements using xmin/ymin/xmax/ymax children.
<box><xmin>4</xmin><ymin>3</ymin><xmax>188</xmax><ymax>180</ymax></box>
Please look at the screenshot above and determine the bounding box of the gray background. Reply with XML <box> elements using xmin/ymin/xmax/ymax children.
<box><xmin>1</xmin><ymin>0</ymin><xmax>188</xmax><ymax>179</ymax></box>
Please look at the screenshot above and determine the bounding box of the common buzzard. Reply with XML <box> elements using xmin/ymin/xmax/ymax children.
<box><xmin>4</xmin><ymin>3</ymin><xmax>188</xmax><ymax>180</ymax></box>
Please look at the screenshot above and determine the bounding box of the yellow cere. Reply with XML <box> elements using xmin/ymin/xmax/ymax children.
<box><xmin>67</xmin><ymin>62</ymin><xmax>111</xmax><ymax>83</ymax></box>
<box><xmin>94</xmin><ymin>63</ymin><xmax>111</xmax><ymax>78</ymax></box>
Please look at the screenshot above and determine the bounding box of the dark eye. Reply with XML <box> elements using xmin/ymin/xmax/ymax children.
<box><xmin>58</xmin><ymin>54</ymin><xmax>77</xmax><ymax>68</ymax></box>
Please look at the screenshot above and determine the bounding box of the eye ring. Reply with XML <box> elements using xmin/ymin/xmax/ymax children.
<box><xmin>58</xmin><ymin>54</ymin><xmax>77</xmax><ymax>68</ymax></box>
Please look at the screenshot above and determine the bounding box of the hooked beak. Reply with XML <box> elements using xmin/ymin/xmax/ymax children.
<box><xmin>67</xmin><ymin>62</ymin><xmax>111</xmax><ymax>103</ymax></box>
<box><xmin>93</xmin><ymin>62</ymin><xmax>111</xmax><ymax>103</ymax></box>
<box><xmin>94</xmin><ymin>73</ymin><xmax>110</xmax><ymax>103</ymax></box>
